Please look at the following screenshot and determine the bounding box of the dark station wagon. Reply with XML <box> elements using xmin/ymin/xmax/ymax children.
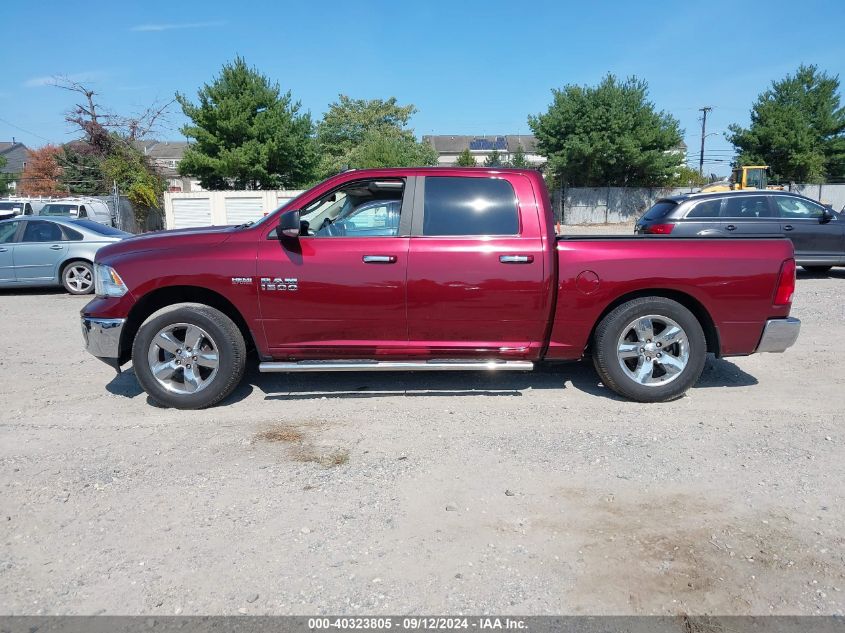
<box><xmin>635</xmin><ymin>190</ymin><xmax>844</xmax><ymax>272</ymax></box>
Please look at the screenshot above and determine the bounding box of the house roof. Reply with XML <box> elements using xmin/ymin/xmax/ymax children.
<box><xmin>133</xmin><ymin>140</ymin><xmax>189</xmax><ymax>160</ymax></box>
<box><xmin>0</xmin><ymin>142</ymin><xmax>31</xmax><ymax>173</ymax></box>
<box><xmin>423</xmin><ymin>135</ymin><xmax>538</xmax><ymax>154</ymax></box>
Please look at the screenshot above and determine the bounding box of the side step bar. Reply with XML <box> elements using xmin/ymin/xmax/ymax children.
<box><xmin>258</xmin><ymin>360</ymin><xmax>534</xmax><ymax>373</ymax></box>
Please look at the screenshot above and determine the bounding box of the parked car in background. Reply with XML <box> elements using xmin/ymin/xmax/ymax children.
<box><xmin>37</xmin><ymin>198</ymin><xmax>114</xmax><ymax>226</ymax></box>
<box><xmin>635</xmin><ymin>190</ymin><xmax>844</xmax><ymax>272</ymax></box>
<box><xmin>0</xmin><ymin>199</ymin><xmax>45</xmax><ymax>220</ymax></box>
<box><xmin>0</xmin><ymin>217</ymin><xmax>130</xmax><ymax>294</ymax></box>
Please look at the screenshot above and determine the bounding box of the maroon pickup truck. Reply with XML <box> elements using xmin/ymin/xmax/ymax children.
<box><xmin>81</xmin><ymin>168</ymin><xmax>800</xmax><ymax>409</ymax></box>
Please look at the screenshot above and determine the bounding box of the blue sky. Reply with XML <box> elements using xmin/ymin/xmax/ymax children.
<box><xmin>2</xmin><ymin>0</ymin><xmax>844</xmax><ymax>176</ymax></box>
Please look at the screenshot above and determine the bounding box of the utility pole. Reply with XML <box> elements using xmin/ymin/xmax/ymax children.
<box><xmin>698</xmin><ymin>106</ymin><xmax>712</xmax><ymax>177</ymax></box>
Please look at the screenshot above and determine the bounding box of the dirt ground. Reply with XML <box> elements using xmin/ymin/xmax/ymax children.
<box><xmin>0</xmin><ymin>268</ymin><xmax>843</xmax><ymax>616</ymax></box>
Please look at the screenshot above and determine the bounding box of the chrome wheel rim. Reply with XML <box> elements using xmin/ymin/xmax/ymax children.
<box><xmin>616</xmin><ymin>314</ymin><xmax>689</xmax><ymax>387</ymax></box>
<box><xmin>66</xmin><ymin>265</ymin><xmax>93</xmax><ymax>292</ymax></box>
<box><xmin>147</xmin><ymin>323</ymin><xmax>220</xmax><ymax>395</ymax></box>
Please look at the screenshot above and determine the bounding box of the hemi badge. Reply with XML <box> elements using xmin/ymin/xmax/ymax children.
<box><xmin>231</xmin><ymin>277</ymin><xmax>253</xmax><ymax>285</ymax></box>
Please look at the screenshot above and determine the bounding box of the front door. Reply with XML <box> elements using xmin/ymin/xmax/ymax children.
<box><xmin>13</xmin><ymin>220</ymin><xmax>68</xmax><ymax>282</ymax></box>
<box><xmin>257</xmin><ymin>177</ymin><xmax>413</xmax><ymax>358</ymax></box>
<box><xmin>405</xmin><ymin>174</ymin><xmax>548</xmax><ymax>360</ymax></box>
<box><xmin>773</xmin><ymin>195</ymin><xmax>845</xmax><ymax>263</ymax></box>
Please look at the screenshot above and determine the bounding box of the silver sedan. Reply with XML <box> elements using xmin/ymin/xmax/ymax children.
<box><xmin>0</xmin><ymin>217</ymin><xmax>131</xmax><ymax>294</ymax></box>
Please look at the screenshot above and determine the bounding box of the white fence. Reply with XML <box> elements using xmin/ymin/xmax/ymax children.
<box><xmin>163</xmin><ymin>190</ymin><xmax>304</xmax><ymax>229</ymax></box>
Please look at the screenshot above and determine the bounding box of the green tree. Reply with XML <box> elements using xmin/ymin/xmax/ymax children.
<box><xmin>508</xmin><ymin>144</ymin><xmax>529</xmax><ymax>168</ymax></box>
<box><xmin>0</xmin><ymin>155</ymin><xmax>9</xmax><ymax>195</ymax></box>
<box><xmin>728</xmin><ymin>64</ymin><xmax>845</xmax><ymax>183</ymax></box>
<box><xmin>484</xmin><ymin>149</ymin><xmax>503</xmax><ymax>167</ymax></box>
<box><xmin>317</xmin><ymin>95</ymin><xmax>432</xmax><ymax>175</ymax></box>
<box><xmin>454</xmin><ymin>148</ymin><xmax>477</xmax><ymax>166</ymax></box>
<box><xmin>529</xmin><ymin>74</ymin><xmax>683</xmax><ymax>186</ymax></box>
<box><xmin>101</xmin><ymin>142</ymin><xmax>166</xmax><ymax>222</ymax></box>
<box><xmin>346</xmin><ymin>129</ymin><xmax>438</xmax><ymax>169</ymax></box>
<box><xmin>177</xmin><ymin>57</ymin><xmax>318</xmax><ymax>189</ymax></box>
<box><xmin>668</xmin><ymin>165</ymin><xmax>708</xmax><ymax>187</ymax></box>
<box><xmin>57</xmin><ymin>146</ymin><xmax>107</xmax><ymax>196</ymax></box>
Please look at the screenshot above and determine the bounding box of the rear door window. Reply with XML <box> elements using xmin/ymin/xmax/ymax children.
<box><xmin>721</xmin><ymin>196</ymin><xmax>774</xmax><ymax>218</ymax></box>
<box><xmin>641</xmin><ymin>201</ymin><xmax>677</xmax><ymax>221</ymax></box>
<box><xmin>21</xmin><ymin>221</ymin><xmax>65</xmax><ymax>242</ymax></box>
<box><xmin>685</xmin><ymin>198</ymin><xmax>722</xmax><ymax>218</ymax></box>
<box><xmin>422</xmin><ymin>177</ymin><xmax>519</xmax><ymax>236</ymax></box>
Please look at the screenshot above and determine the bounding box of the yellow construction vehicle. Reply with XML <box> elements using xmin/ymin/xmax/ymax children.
<box><xmin>700</xmin><ymin>165</ymin><xmax>783</xmax><ymax>192</ymax></box>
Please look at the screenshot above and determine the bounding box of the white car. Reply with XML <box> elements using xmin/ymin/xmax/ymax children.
<box><xmin>37</xmin><ymin>198</ymin><xmax>114</xmax><ymax>226</ymax></box>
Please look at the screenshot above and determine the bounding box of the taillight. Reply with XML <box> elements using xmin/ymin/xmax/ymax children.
<box><xmin>644</xmin><ymin>223</ymin><xmax>675</xmax><ymax>234</ymax></box>
<box><xmin>774</xmin><ymin>258</ymin><xmax>796</xmax><ymax>306</ymax></box>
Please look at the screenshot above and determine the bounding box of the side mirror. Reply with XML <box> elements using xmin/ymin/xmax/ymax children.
<box><xmin>278</xmin><ymin>210</ymin><xmax>301</xmax><ymax>238</ymax></box>
<box><xmin>820</xmin><ymin>209</ymin><xmax>834</xmax><ymax>224</ymax></box>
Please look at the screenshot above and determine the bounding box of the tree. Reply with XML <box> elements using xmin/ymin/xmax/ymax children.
<box><xmin>529</xmin><ymin>74</ymin><xmax>683</xmax><ymax>186</ymax></box>
<box><xmin>346</xmin><ymin>129</ymin><xmax>438</xmax><ymax>169</ymax></box>
<box><xmin>317</xmin><ymin>95</ymin><xmax>433</xmax><ymax>175</ymax></box>
<box><xmin>728</xmin><ymin>64</ymin><xmax>845</xmax><ymax>183</ymax></box>
<box><xmin>484</xmin><ymin>149</ymin><xmax>503</xmax><ymax>167</ymax></box>
<box><xmin>508</xmin><ymin>144</ymin><xmax>530</xmax><ymax>168</ymax></box>
<box><xmin>0</xmin><ymin>155</ymin><xmax>9</xmax><ymax>195</ymax></box>
<box><xmin>668</xmin><ymin>165</ymin><xmax>708</xmax><ymax>188</ymax></box>
<box><xmin>455</xmin><ymin>148</ymin><xmax>477</xmax><ymax>166</ymax></box>
<box><xmin>19</xmin><ymin>145</ymin><xmax>64</xmax><ymax>197</ymax></box>
<box><xmin>177</xmin><ymin>57</ymin><xmax>318</xmax><ymax>189</ymax></box>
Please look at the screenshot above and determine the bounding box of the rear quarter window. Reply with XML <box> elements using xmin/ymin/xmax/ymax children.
<box><xmin>685</xmin><ymin>198</ymin><xmax>722</xmax><ymax>218</ymax></box>
<box><xmin>641</xmin><ymin>201</ymin><xmax>677</xmax><ymax>221</ymax></box>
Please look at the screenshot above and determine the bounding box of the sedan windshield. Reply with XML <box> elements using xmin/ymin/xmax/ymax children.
<box><xmin>41</xmin><ymin>204</ymin><xmax>78</xmax><ymax>216</ymax></box>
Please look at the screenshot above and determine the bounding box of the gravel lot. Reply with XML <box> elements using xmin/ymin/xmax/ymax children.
<box><xmin>1</xmin><ymin>268</ymin><xmax>843</xmax><ymax>616</ymax></box>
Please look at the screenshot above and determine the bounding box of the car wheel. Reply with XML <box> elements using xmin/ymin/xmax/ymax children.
<box><xmin>802</xmin><ymin>265</ymin><xmax>832</xmax><ymax>274</ymax></box>
<box><xmin>592</xmin><ymin>297</ymin><xmax>707</xmax><ymax>403</ymax></box>
<box><xmin>62</xmin><ymin>261</ymin><xmax>95</xmax><ymax>295</ymax></box>
<box><xmin>132</xmin><ymin>303</ymin><xmax>246</xmax><ymax>410</ymax></box>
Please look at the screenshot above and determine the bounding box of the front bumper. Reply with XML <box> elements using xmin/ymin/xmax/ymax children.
<box><xmin>756</xmin><ymin>317</ymin><xmax>801</xmax><ymax>353</ymax></box>
<box><xmin>81</xmin><ymin>317</ymin><xmax>126</xmax><ymax>369</ymax></box>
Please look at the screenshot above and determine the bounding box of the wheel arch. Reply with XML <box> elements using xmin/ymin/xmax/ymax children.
<box><xmin>119</xmin><ymin>285</ymin><xmax>257</xmax><ymax>365</ymax></box>
<box><xmin>589</xmin><ymin>289</ymin><xmax>720</xmax><ymax>356</ymax></box>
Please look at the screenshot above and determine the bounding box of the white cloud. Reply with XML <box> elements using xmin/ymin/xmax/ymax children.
<box><xmin>130</xmin><ymin>20</ymin><xmax>225</xmax><ymax>32</ymax></box>
<box><xmin>23</xmin><ymin>70</ymin><xmax>106</xmax><ymax>88</ymax></box>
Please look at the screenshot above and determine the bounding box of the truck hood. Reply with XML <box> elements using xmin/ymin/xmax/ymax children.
<box><xmin>95</xmin><ymin>225</ymin><xmax>239</xmax><ymax>260</ymax></box>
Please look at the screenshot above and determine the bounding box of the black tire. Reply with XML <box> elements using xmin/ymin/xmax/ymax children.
<box><xmin>592</xmin><ymin>297</ymin><xmax>707</xmax><ymax>403</ymax></box>
<box><xmin>61</xmin><ymin>260</ymin><xmax>94</xmax><ymax>295</ymax></box>
<box><xmin>132</xmin><ymin>303</ymin><xmax>246</xmax><ymax>410</ymax></box>
<box><xmin>802</xmin><ymin>265</ymin><xmax>832</xmax><ymax>274</ymax></box>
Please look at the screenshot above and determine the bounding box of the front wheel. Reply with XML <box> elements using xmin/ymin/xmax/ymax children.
<box><xmin>592</xmin><ymin>297</ymin><xmax>707</xmax><ymax>402</ymax></box>
<box><xmin>62</xmin><ymin>261</ymin><xmax>94</xmax><ymax>295</ymax></box>
<box><xmin>132</xmin><ymin>303</ymin><xmax>246</xmax><ymax>409</ymax></box>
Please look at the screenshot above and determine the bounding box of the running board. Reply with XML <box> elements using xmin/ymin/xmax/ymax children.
<box><xmin>258</xmin><ymin>360</ymin><xmax>534</xmax><ymax>373</ymax></box>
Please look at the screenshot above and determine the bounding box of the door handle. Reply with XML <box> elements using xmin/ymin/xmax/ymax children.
<box><xmin>362</xmin><ymin>255</ymin><xmax>396</xmax><ymax>264</ymax></box>
<box><xmin>499</xmin><ymin>255</ymin><xmax>533</xmax><ymax>264</ymax></box>
<box><xmin>783</xmin><ymin>224</ymin><xmax>794</xmax><ymax>231</ymax></box>
<box><xmin>49</xmin><ymin>244</ymin><xmax>63</xmax><ymax>250</ymax></box>
<box><xmin>0</xmin><ymin>247</ymin><xmax>7</xmax><ymax>253</ymax></box>
<box><xmin>724</xmin><ymin>224</ymin><xmax>737</xmax><ymax>231</ymax></box>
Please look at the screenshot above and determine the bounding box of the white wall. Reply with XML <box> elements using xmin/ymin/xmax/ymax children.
<box><xmin>164</xmin><ymin>190</ymin><xmax>304</xmax><ymax>229</ymax></box>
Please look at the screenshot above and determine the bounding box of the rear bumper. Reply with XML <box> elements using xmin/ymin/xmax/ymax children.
<box><xmin>81</xmin><ymin>317</ymin><xmax>126</xmax><ymax>369</ymax></box>
<box><xmin>755</xmin><ymin>317</ymin><xmax>800</xmax><ymax>353</ymax></box>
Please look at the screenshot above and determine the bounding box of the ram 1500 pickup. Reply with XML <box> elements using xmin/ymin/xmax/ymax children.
<box><xmin>81</xmin><ymin>168</ymin><xmax>800</xmax><ymax>409</ymax></box>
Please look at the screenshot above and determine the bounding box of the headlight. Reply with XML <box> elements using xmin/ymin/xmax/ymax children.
<box><xmin>94</xmin><ymin>263</ymin><xmax>128</xmax><ymax>298</ymax></box>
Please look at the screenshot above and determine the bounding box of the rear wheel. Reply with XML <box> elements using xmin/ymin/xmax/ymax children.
<box><xmin>132</xmin><ymin>303</ymin><xmax>246</xmax><ymax>409</ymax></box>
<box><xmin>802</xmin><ymin>265</ymin><xmax>832</xmax><ymax>274</ymax></box>
<box><xmin>62</xmin><ymin>261</ymin><xmax>94</xmax><ymax>295</ymax></box>
<box><xmin>593</xmin><ymin>297</ymin><xmax>707</xmax><ymax>402</ymax></box>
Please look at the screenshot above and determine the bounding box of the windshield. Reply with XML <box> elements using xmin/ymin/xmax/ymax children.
<box><xmin>0</xmin><ymin>202</ymin><xmax>23</xmax><ymax>212</ymax></box>
<box><xmin>72</xmin><ymin>219</ymin><xmax>128</xmax><ymax>236</ymax></box>
<box><xmin>41</xmin><ymin>203</ymin><xmax>78</xmax><ymax>216</ymax></box>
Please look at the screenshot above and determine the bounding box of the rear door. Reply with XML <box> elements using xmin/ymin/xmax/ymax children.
<box><xmin>719</xmin><ymin>195</ymin><xmax>780</xmax><ymax>236</ymax></box>
<box><xmin>405</xmin><ymin>174</ymin><xmax>548</xmax><ymax>360</ymax></box>
<box><xmin>677</xmin><ymin>197</ymin><xmax>724</xmax><ymax>235</ymax></box>
<box><xmin>0</xmin><ymin>221</ymin><xmax>21</xmax><ymax>283</ymax></box>
<box><xmin>773</xmin><ymin>195</ymin><xmax>845</xmax><ymax>263</ymax></box>
<box><xmin>13</xmin><ymin>220</ymin><xmax>68</xmax><ymax>282</ymax></box>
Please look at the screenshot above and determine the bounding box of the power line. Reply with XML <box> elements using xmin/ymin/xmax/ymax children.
<box><xmin>0</xmin><ymin>117</ymin><xmax>53</xmax><ymax>143</ymax></box>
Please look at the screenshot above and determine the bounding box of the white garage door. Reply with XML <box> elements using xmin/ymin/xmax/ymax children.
<box><xmin>225</xmin><ymin>197</ymin><xmax>264</xmax><ymax>225</ymax></box>
<box><xmin>171</xmin><ymin>198</ymin><xmax>212</xmax><ymax>229</ymax></box>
